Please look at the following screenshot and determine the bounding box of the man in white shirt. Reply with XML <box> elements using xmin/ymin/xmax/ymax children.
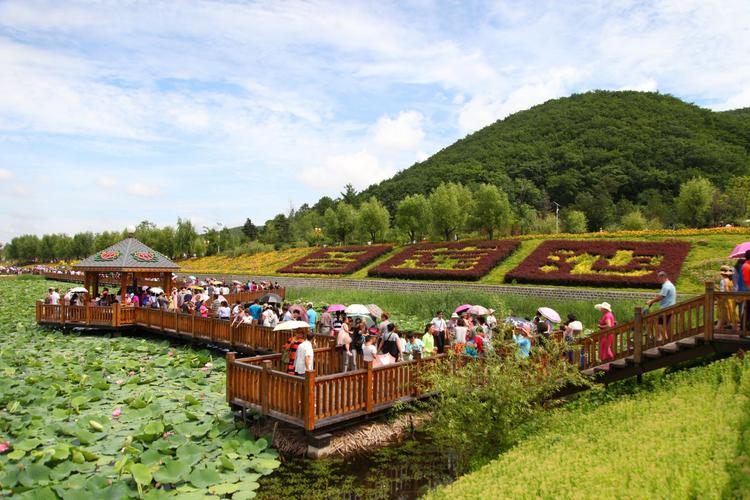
<box><xmin>430</xmin><ymin>311</ymin><xmax>447</xmax><ymax>354</ymax></box>
<box><xmin>49</xmin><ymin>288</ymin><xmax>60</xmax><ymax>305</ymax></box>
<box><xmin>294</xmin><ymin>333</ymin><xmax>315</xmax><ymax>375</ymax></box>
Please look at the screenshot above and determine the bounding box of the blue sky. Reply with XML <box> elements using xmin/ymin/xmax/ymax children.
<box><xmin>0</xmin><ymin>0</ymin><xmax>748</xmax><ymax>242</ymax></box>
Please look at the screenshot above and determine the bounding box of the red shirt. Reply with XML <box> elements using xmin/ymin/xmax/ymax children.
<box><xmin>474</xmin><ymin>335</ymin><xmax>484</xmax><ymax>354</ymax></box>
<box><xmin>742</xmin><ymin>262</ymin><xmax>750</xmax><ymax>291</ymax></box>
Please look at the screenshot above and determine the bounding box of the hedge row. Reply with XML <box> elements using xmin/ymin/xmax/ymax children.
<box><xmin>504</xmin><ymin>240</ymin><xmax>691</xmax><ymax>288</ymax></box>
<box><xmin>277</xmin><ymin>245</ymin><xmax>393</xmax><ymax>275</ymax></box>
<box><xmin>368</xmin><ymin>240</ymin><xmax>520</xmax><ymax>281</ymax></box>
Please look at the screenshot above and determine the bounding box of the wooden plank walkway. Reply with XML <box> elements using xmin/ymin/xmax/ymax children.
<box><xmin>36</xmin><ymin>283</ymin><xmax>750</xmax><ymax>435</ymax></box>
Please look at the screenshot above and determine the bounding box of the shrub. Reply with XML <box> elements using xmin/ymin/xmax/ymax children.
<box><xmin>277</xmin><ymin>245</ymin><xmax>392</xmax><ymax>275</ymax></box>
<box><xmin>368</xmin><ymin>240</ymin><xmax>520</xmax><ymax>281</ymax></box>
<box><xmin>504</xmin><ymin>240</ymin><xmax>691</xmax><ymax>287</ymax></box>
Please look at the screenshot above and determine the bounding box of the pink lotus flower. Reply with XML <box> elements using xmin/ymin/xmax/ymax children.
<box><xmin>0</xmin><ymin>441</ymin><xmax>10</xmax><ymax>453</ymax></box>
<box><xmin>128</xmin><ymin>371</ymin><xmax>136</xmax><ymax>376</ymax></box>
<box><xmin>204</xmin><ymin>362</ymin><xmax>213</xmax><ymax>368</ymax></box>
<box><xmin>167</xmin><ymin>351</ymin><xmax>174</xmax><ymax>357</ymax></box>
<box><xmin>200</xmin><ymin>366</ymin><xmax>210</xmax><ymax>373</ymax></box>
<box><xmin>162</xmin><ymin>431</ymin><xmax>175</xmax><ymax>438</ymax></box>
<box><xmin>112</xmin><ymin>408</ymin><xmax>122</xmax><ymax>418</ymax></box>
<box><xmin>115</xmin><ymin>379</ymin><xmax>124</xmax><ymax>385</ymax></box>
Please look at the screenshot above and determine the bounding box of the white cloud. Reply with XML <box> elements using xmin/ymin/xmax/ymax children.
<box><xmin>372</xmin><ymin>111</ymin><xmax>425</xmax><ymax>150</ymax></box>
<box><xmin>301</xmin><ymin>151</ymin><xmax>396</xmax><ymax>191</ymax></box>
<box><xmin>716</xmin><ymin>88</ymin><xmax>750</xmax><ymax>111</ymax></box>
<box><xmin>126</xmin><ymin>182</ymin><xmax>160</xmax><ymax>197</ymax></box>
<box><xmin>96</xmin><ymin>175</ymin><xmax>117</xmax><ymax>187</ymax></box>
<box><xmin>619</xmin><ymin>78</ymin><xmax>659</xmax><ymax>92</ymax></box>
<box><xmin>0</xmin><ymin>168</ymin><xmax>12</xmax><ymax>181</ymax></box>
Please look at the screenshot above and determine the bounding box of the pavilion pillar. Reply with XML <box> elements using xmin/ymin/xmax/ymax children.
<box><xmin>120</xmin><ymin>272</ymin><xmax>128</xmax><ymax>302</ymax></box>
<box><xmin>162</xmin><ymin>272</ymin><xmax>171</xmax><ymax>295</ymax></box>
<box><xmin>92</xmin><ymin>273</ymin><xmax>99</xmax><ymax>298</ymax></box>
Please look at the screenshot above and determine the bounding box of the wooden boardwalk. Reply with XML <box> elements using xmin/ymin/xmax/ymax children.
<box><xmin>36</xmin><ymin>283</ymin><xmax>750</xmax><ymax>437</ymax></box>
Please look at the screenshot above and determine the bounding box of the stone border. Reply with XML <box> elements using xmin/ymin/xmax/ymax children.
<box><xmin>179</xmin><ymin>273</ymin><xmax>679</xmax><ymax>302</ymax></box>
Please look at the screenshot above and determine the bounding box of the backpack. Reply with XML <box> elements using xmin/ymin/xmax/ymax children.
<box><xmin>382</xmin><ymin>332</ymin><xmax>400</xmax><ymax>359</ymax></box>
<box><xmin>352</xmin><ymin>332</ymin><xmax>365</xmax><ymax>352</ymax></box>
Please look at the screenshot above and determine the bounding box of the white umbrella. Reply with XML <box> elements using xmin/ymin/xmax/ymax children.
<box><xmin>149</xmin><ymin>287</ymin><xmax>164</xmax><ymax>294</ymax></box>
<box><xmin>273</xmin><ymin>320</ymin><xmax>311</xmax><ymax>331</ymax></box>
<box><xmin>537</xmin><ymin>307</ymin><xmax>561</xmax><ymax>323</ymax></box>
<box><xmin>345</xmin><ymin>304</ymin><xmax>369</xmax><ymax>315</ymax></box>
<box><xmin>468</xmin><ymin>305</ymin><xmax>489</xmax><ymax>316</ymax></box>
<box><xmin>69</xmin><ymin>287</ymin><xmax>88</xmax><ymax>293</ymax></box>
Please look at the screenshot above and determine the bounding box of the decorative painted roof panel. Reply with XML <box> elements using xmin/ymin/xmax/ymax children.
<box><xmin>74</xmin><ymin>238</ymin><xmax>180</xmax><ymax>270</ymax></box>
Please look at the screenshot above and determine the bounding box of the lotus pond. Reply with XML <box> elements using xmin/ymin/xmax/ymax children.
<box><xmin>0</xmin><ymin>277</ymin><xmax>279</xmax><ymax>498</ymax></box>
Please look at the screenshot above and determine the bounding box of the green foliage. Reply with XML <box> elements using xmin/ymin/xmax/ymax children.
<box><xmin>676</xmin><ymin>177</ymin><xmax>716</xmax><ymax>227</ymax></box>
<box><xmin>429</xmin><ymin>182</ymin><xmax>471</xmax><ymax>240</ymax></box>
<box><xmin>395</xmin><ymin>194</ymin><xmax>430</xmax><ymax>243</ymax></box>
<box><xmin>468</xmin><ymin>184</ymin><xmax>511</xmax><ymax>239</ymax></box>
<box><xmin>562</xmin><ymin>209</ymin><xmax>588</xmax><ymax>233</ymax></box>
<box><xmin>323</xmin><ymin>203</ymin><xmax>357</xmax><ymax>244</ymax></box>
<box><xmin>356</xmin><ymin>197</ymin><xmax>390</xmax><ymax>242</ymax></box>
<box><xmin>429</xmin><ymin>356</ymin><xmax>750</xmax><ymax>499</ymax></box>
<box><xmin>0</xmin><ymin>278</ymin><xmax>279</xmax><ymax>497</ymax></box>
<box><xmin>362</xmin><ymin>91</ymin><xmax>750</xmax><ymax>226</ymax></box>
<box><xmin>241</xmin><ymin>218</ymin><xmax>259</xmax><ymax>240</ymax></box>
<box><xmin>423</xmin><ymin>345</ymin><xmax>588</xmax><ymax>463</ymax></box>
<box><xmin>620</xmin><ymin>209</ymin><xmax>648</xmax><ymax>230</ymax></box>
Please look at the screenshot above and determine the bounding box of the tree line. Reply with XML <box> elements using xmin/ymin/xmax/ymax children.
<box><xmin>1</xmin><ymin>175</ymin><xmax>744</xmax><ymax>264</ymax></box>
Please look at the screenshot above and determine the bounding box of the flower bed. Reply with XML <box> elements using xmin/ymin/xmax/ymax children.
<box><xmin>277</xmin><ymin>245</ymin><xmax>393</xmax><ymax>275</ymax></box>
<box><xmin>504</xmin><ymin>240</ymin><xmax>691</xmax><ymax>287</ymax></box>
<box><xmin>368</xmin><ymin>240</ymin><xmax>520</xmax><ymax>281</ymax></box>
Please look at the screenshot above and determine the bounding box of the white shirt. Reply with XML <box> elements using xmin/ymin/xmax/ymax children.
<box><xmin>218</xmin><ymin>306</ymin><xmax>231</xmax><ymax>319</ymax></box>
<box><xmin>454</xmin><ymin>326</ymin><xmax>467</xmax><ymax>344</ymax></box>
<box><xmin>362</xmin><ymin>344</ymin><xmax>377</xmax><ymax>362</ymax></box>
<box><xmin>486</xmin><ymin>314</ymin><xmax>497</xmax><ymax>329</ymax></box>
<box><xmin>50</xmin><ymin>292</ymin><xmax>60</xmax><ymax>305</ymax></box>
<box><xmin>294</xmin><ymin>340</ymin><xmax>314</xmax><ymax>375</ymax></box>
<box><xmin>431</xmin><ymin>317</ymin><xmax>446</xmax><ymax>332</ymax></box>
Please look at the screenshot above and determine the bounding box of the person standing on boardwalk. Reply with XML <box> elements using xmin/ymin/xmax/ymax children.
<box><xmin>422</xmin><ymin>323</ymin><xmax>437</xmax><ymax>358</ymax></box>
<box><xmin>284</xmin><ymin>330</ymin><xmax>305</xmax><ymax>375</ymax></box>
<box><xmin>319</xmin><ymin>306</ymin><xmax>333</xmax><ymax>335</ymax></box>
<box><xmin>337</xmin><ymin>317</ymin><xmax>356</xmax><ymax>372</ymax></box>
<box><xmin>595</xmin><ymin>302</ymin><xmax>615</xmax><ymax>362</ymax></box>
<box><xmin>646</xmin><ymin>271</ymin><xmax>676</xmax><ymax>342</ymax></box>
<box><xmin>717</xmin><ymin>265</ymin><xmax>738</xmax><ymax>332</ymax></box>
<box><xmin>294</xmin><ymin>332</ymin><xmax>315</xmax><ymax>376</ymax></box>
<box><xmin>431</xmin><ymin>311</ymin><xmax>447</xmax><ymax>353</ymax></box>
<box><xmin>306</xmin><ymin>302</ymin><xmax>317</xmax><ymax>331</ymax></box>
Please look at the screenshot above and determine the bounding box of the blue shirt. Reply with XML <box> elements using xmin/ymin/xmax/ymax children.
<box><xmin>513</xmin><ymin>334</ymin><xmax>531</xmax><ymax>358</ymax></box>
<box><xmin>307</xmin><ymin>309</ymin><xmax>317</xmax><ymax>329</ymax></box>
<box><xmin>659</xmin><ymin>280</ymin><xmax>676</xmax><ymax>309</ymax></box>
<box><xmin>249</xmin><ymin>304</ymin><xmax>262</xmax><ymax>321</ymax></box>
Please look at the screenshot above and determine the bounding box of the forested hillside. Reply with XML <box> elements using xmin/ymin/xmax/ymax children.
<box><xmin>362</xmin><ymin>91</ymin><xmax>750</xmax><ymax>228</ymax></box>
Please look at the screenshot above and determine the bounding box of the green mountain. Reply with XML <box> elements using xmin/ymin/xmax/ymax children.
<box><xmin>361</xmin><ymin>91</ymin><xmax>750</xmax><ymax>226</ymax></box>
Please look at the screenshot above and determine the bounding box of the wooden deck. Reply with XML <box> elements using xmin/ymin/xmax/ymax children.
<box><xmin>36</xmin><ymin>283</ymin><xmax>750</xmax><ymax>435</ymax></box>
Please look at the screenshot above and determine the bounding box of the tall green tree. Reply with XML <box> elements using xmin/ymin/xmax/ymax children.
<box><xmin>356</xmin><ymin>197</ymin><xmax>390</xmax><ymax>242</ymax></box>
<box><xmin>562</xmin><ymin>209</ymin><xmax>588</xmax><ymax>233</ymax></box>
<box><xmin>340</xmin><ymin>184</ymin><xmax>359</xmax><ymax>207</ymax></box>
<box><xmin>175</xmin><ymin>218</ymin><xmax>198</xmax><ymax>257</ymax></box>
<box><xmin>429</xmin><ymin>182</ymin><xmax>471</xmax><ymax>240</ymax></box>
<box><xmin>323</xmin><ymin>202</ymin><xmax>357</xmax><ymax>244</ymax></box>
<box><xmin>395</xmin><ymin>194</ymin><xmax>430</xmax><ymax>242</ymax></box>
<box><xmin>241</xmin><ymin>218</ymin><xmax>258</xmax><ymax>240</ymax></box>
<box><xmin>675</xmin><ymin>177</ymin><xmax>715</xmax><ymax>227</ymax></box>
<box><xmin>468</xmin><ymin>184</ymin><xmax>511</xmax><ymax>239</ymax></box>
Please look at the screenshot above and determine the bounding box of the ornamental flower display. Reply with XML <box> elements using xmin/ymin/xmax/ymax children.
<box><xmin>368</xmin><ymin>240</ymin><xmax>520</xmax><ymax>281</ymax></box>
<box><xmin>131</xmin><ymin>251</ymin><xmax>159</xmax><ymax>263</ymax></box>
<box><xmin>94</xmin><ymin>250</ymin><xmax>121</xmax><ymax>262</ymax></box>
<box><xmin>278</xmin><ymin>245</ymin><xmax>393</xmax><ymax>275</ymax></box>
<box><xmin>504</xmin><ymin>240</ymin><xmax>691</xmax><ymax>288</ymax></box>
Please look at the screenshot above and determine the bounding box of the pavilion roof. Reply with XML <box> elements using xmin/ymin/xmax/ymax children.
<box><xmin>74</xmin><ymin>237</ymin><xmax>180</xmax><ymax>271</ymax></box>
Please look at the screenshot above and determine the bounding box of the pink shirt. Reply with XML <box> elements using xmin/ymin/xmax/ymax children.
<box><xmin>599</xmin><ymin>311</ymin><xmax>615</xmax><ymax>329</ymax></box>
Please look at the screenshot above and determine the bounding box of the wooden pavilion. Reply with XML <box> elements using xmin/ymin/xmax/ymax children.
<box><xmin>73</xmin><ymin>237</ymin><xmax>180</xmax><ymax>302</ymax></box>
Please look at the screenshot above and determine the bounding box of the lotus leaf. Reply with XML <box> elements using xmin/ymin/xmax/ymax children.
<box><xmin>153</xmin><ymin>458</ymin><xmax>191</xmax><ymax>484</ymax></box>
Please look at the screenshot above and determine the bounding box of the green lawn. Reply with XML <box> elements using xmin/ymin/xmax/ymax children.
<box><xmin>427</xmin><ymin>355</ymin><xmax>750</xmax><ymax>499</ymax></box>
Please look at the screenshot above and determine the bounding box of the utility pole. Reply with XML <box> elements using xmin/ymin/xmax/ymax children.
<box><xmin>552</xmin><ymin>201</ymin><xmax>561</xmax><ymax>233</ymax></box>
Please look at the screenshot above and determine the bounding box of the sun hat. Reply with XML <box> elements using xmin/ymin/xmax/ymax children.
<box><xmin>569</xmin><ymin>320</ymin><xmax>583</xmax><ymax>331</ymax></box>
<box><xmin>451</xmin><ymin>312</ymin><xmax>459</xmax><ymax>319</ymax></box>
<box><xmin>720</xmin><ymin>265</ymin><xmax>733</xmax><ymax>276</ymax></box>
<box><xmin>594</xmin><ymin>302</ymin><xmax>612</xmax><ymax>312</ymax></box>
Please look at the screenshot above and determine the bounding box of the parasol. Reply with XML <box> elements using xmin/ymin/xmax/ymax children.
<box><xmin>468</xmin><ymin>305</ymin><xmax>489</xmax><ymax>316</ymax></box>
<box><xmin>289</xmin><ymin>304</ymin><xmax>309</xmax><ymax>323</ymax></box>
<box><xmin>273</xmin><ymin>321</ymin><xmax>310</xmax><ymax>331</ymax></box>
<box><xmin>345</xmin><ymin>304</ymin><xmax>369</xmax><ymax>315</ymax></box>
<box><xmin>729</xmin><ymin>242</ymin><xmax>750</xmax><ymax>259</ymax></box>
<box><xmin>326</xmin><ymin>304</ymin><xmax>347</xmax><ymax>312</ymax></box>
<box><xmin>454</xmin><ymin>304</ymin><xmax>473</xmax><ymax>314</ymax></box>
<box><xmin>260</xmin><ymin>293</ymin><xmax>283</xmax><ymax>304</ymax></box>
<box><xmin>69</xmin><ymin>286</ymin><xmax>88</xmax><ymax>293</ymax></box>
<box><xmin>537</xmin><ymin>307</ymin><xmax>561</xmax><ymax>323</ymax></box>
<box><xmin>366</xmin><ymin>304</ymin><xmax>384</xmax><ymax>318</ymax></box>
<box><xmin>149</xmin><ymin>287</ymin><xmax>164</xmax><ymax>294</ymax></box>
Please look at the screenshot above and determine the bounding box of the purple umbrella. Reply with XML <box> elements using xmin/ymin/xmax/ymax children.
<box><xmin>289</xmin><ymin>304</ymin><xmax>309</xmax><ymax>323</ymax></box>
<box><xmin>326</xmin><ymin>304</ymin><xmax>347</xmax><ymax>312</ymax></box>
<box><xmin>454</xmin><ymin>304</ymin><xmax>473</xmax><ymax>314</ymax></box>
<box><xmin>729</xmin><ymin>242</ymin><xmax>750</xmax><ymax>259</ymax></box>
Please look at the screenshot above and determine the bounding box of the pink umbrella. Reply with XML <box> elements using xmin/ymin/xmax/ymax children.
<box><xmin>454</xmin><ymin>304</ymin><xmax>473</xmax><ymax>314</ymax></box>
<box><xmin>537</xmin><ymin>307</ymin><xmax>561</xmax><ymax>323</ymax></box>
<box><xmin>289</xmin><ymin>304</ymin><xmax>309</xmax><ymax>323</ymax></box>
<box><xmin>729</xmin><ymin>242</ymin><xmax>750</xmax><ymax>259</ymax></box>
<box><xmin>468</xmin><ymin>305</ymin><xmax>489</xmax><ymax>316</ymax></box>
<box><xmin>326</xmin><ymin>304</ymin><xmax>347</xmax><ymax>312</ymax></box>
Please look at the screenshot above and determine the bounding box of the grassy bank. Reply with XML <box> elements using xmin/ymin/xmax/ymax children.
<box><xmin>427</xmin><ymin>355</ymin><xmax>750</xmax><ymax>499</ymax></box>
<box><xmin>177</xmin><ymin>228</ymin><xmax>750</xmax><ymax>294</ymax></box>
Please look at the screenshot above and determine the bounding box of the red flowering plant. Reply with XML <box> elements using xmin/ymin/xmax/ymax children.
<box><xmin>368</xmin><ymin>240</ymin><xmax>520</xmax><ymax>280</ymax></box>
<box><xmin>504</xmin><ymin>240</ymin><xmax>691</xmax><ymax>288</ymax></box>
<box><xmin>277</xmin><ymin>245</ymin><xmax>392</xmax><ymax>275</ymax></box>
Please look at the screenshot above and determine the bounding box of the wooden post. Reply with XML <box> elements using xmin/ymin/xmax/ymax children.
<box><xmin>190</xmin><ymin>314</ymin><xmax>195</xmax><ymax>338</ymax></box>
<box><xmin>303</xmin><ymin>370</ymin><xmax>316</xmax><ymax>431</ymax></box>
<box><xmin>633</xmin><ymin>307</ymin><xmax>643</xmax><ymax>364</ymax></box>
<box><xmin>61</xmin><ymin>302</ymin><xmax>66</xmax><ymax>326</ymax></box>
<box><xmin>365</xmin><ymin>361</ymin><xmax>374</xmax><ymax>414</ymax></box>
<box><xmin>414</xmin><ymin>356</ymin><xmax>422</xmax><ymax>399</ymax></box>
<box><xmin>112</xmin><ymin>303</ymin><xmax>120</xmax><ymax>328</ymax></box>
<box><xmin>261</xmin><ymin>360</ymin><xmax>271</xmax><ymax>416</ymax></box>
<box><xmin>705</xmin><ymin>281</ymin><xmax>715</xmax><ymax>341</ymax></box>
<box><xmin>85</xmin><ymin>304</ymin><xmax>91</xmax><ymax>325</ymax></box>
<box><xmin>229</xmin><ymin>322</ymin><xmax>235</xmax><ymax>349</ymax></box>
<box><xmin>35</xmin><ymin>301</ymin><xmax>41</xmax><ymax>323</ymax></box>
<box><xmin>160</xmin><ymin>310</ymin><xmax>165</xmax><ymax>332</ymax></box>
<box><xmin>119</xmin><ymin>272</ymin><xmax>127</xmax><ymax>303</ymax></box>
<box><xmin>226</xmin><ymin>352</ymin><xmax>235</xmax><ymax>403</ymax></box>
